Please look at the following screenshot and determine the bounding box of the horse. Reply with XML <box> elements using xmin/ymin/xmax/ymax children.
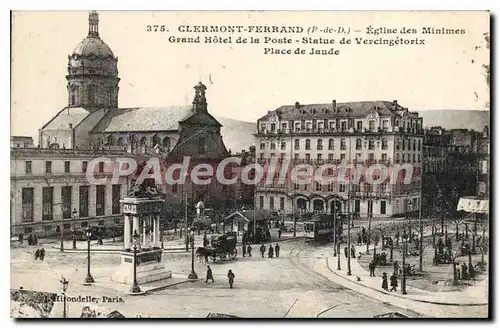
<box><xmin>196</xmin><ymin>247</ymin><xmax>211</xmax><ymax>263</ymax></box>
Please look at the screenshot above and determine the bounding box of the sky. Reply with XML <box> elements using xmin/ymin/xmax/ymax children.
<box><xmin>11</xmin><ymin>11</ymin><xmax>490</xmax><ymax>140</ymax></box>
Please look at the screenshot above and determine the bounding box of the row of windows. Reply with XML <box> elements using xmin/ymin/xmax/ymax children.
<box><xmin>396</xmin><ymin>139</ymin><xmax>422</xmax><ymax>151</ymax></box>
<box><xmin>20</xmin><ymin>185</ymin><xmax>121</xmax><ymax>223</ymax></box>
<box><xmin>260</xmin><ymin>138</ymin><xmax>392</xmax><ymax>151</ymax></box>
<box><xmin>260</xmin><ymin>118</ymin><xmax>421</xmax><ymax>134</ymax></box>
<box><xmin>24</xmin><ymin>160</ymin><xmax>99</xmax><ymax>174</ymax></box>
<box><xmin>259</xmin><ymin>152</ymin><xmax>421</xmax><ymax>163</ymax></box>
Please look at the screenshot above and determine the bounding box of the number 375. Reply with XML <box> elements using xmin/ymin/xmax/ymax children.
<box><xmin>146</xmin><ymin>25</ymin><xmax>167</xmax><ymax>32</ymax></box>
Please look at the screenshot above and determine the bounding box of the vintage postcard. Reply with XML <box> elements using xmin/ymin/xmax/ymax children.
<box><xmin>10</xmin><ymin>11</ymin><xmax>490</xmax><ymax>319</ymax></box>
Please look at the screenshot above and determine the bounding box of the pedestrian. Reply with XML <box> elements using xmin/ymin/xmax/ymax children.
<box><xmin>393</xmin><ymin>260</ymin><xmax>399</xmax><ymax>275</ymax></box>
<box><xmin>344</xmin><ymin>246</ymin><xmax>349</xmax><ymax>258</ymax></box>
<box><xmin>362</xmin><ymin>227</ymin><xmax>366</xmax><ymax>237</ymax></box>
<box><xmin>260</xmin><ymin>243</ymin><xmax>266</xmax><ymax>258</ymax></box>
<box><xmin>33</xmin><ymin>233</ymin><xmax>38</xmax><ymax>246</ymax></box>
<box><xmin>39</xmin><ymin>247</ymin><xmax>45</xmax><ymax>261</ymax></box>
<box><xmin>34</xmin><ymin>249</ymin><xmax>40</xmax><ymax>260</ymax></box>
<box><xmin>242</xmin><ymin>243</ymin><xmax>247</xmax><ymax>257</ymax></box>
<box><xmin>278</xmin><ymin>228</ymin><xmax>282</xmax><ymax>240</ymax></box>
<box><xmin>205</xmin><ymin>265</ymin><xmax>215</xmax><ymax>283</ymax></box>
<box><xmin>382</xmin><ymin>272</ymin><xmax>389</xmax><ymax>291</ymax></box>
<box><xmin>98</xmin><ymin>234</ymin><xmax>103</xmax><ymax>245</ymax></box>
<box><xmin>461</xmin><ymin>263</ymin><xmax>468</xmax><ymax>280</ymax></box>
<box><xmin>357</xmin><ymin>233</ymin><xmax>362</xmax><ymax>245</ymax></box>
<box><xmin>203</xmin><ymin>233</ymin><xmax>209</xmax><ymax>247</ymax></box>
<box><xmin>27</xmin><ymin>234</ymin><xmax>33</xmax><ymax>246</ymax></box>
<box><xmin>227</xmin><ymin>269</ymin><xmax>235</xmax><ymax>289</ymax></box>
<box><xmin>390</xmin><ymin>273</ymin><xmax>398</xmax><ymax>292</ymax></box>
<box><xmin>350</xmin><ymin>245</ymin><xmax>356</xmax><ymax>258</ymax></box>
<box><xmin>275</xmin><ymin>243</ymin><xmax>280</xmax><ymax>257</ymax></box>
<box><xmin>247</xmin><ymin>244</ymin><xmax>252</xmax><ymax>257</ymax></box>
<box><xmin>268</xmin><ymin>244</ymin><xmax>274</xmax><ymax>258</ymax></box>
<box><xmin>369</xmin><ymin>261</ymin><xmax>376</xmax><ymax>277</ymax></box>
<box><xmin>358</xmin><ymin>252</ymin><xmax>362</xmax><ymax>261</ymax></box>
<box><xmin>18</xmin><ymin>233</ymin><xmax>24</xmax><ymax>245</ymax></box>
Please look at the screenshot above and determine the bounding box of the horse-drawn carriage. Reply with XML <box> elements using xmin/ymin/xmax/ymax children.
<box><xmin>196</xmin><ymin>233</ymin><xmax>238</xmax><ymax>263</ymax></box>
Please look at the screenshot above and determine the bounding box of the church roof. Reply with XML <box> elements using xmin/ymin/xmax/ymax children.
<box><xmin>90</xmin><ymin>106</ymin><xmax>192</xmax><ymax>133</ymax></box>
<box><xmin>72</xmin><ymin>36</ymin><xmax>115</xmax><ymax>58</ymax></box>
<box><xmin>41</xmin><ymin>107</ymin><xmax>93</xmax><ymax>130</ymax></box>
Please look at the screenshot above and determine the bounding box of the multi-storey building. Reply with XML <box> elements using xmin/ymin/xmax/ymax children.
<box><xmin>11</xmin><ymin>136</ymin><xmax>35</xmax><ymax>149</ymax></box>
<box><xmin>254</xmin><ymin>100</ymin><xmax>424</xmax><ymax>219</ymax></box>
<box><xmin>11</xmin><ymin>148</ymin><xmax>129</xmax><ymax>237</ymax></box>
<box><xmin>423</xmin><ymin>127</ymin><xmax>450</xmax><ymax>174</ymax></box>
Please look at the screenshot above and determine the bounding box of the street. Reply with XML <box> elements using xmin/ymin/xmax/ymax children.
<box><xmin>11</xmin><ymin>239</ymin><xmax>421</xmax><ymax>318</ymax></box>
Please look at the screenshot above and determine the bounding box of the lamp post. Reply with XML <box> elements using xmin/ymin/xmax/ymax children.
<box><xmin>60</xmin><ymin>276</ymin><xmax>69</xmax><ymax>318</ymax></box>
<box><xmin>188</xmin><ymin>227</ymin><xmax>198</xmax><ymax>280</ymax></box>
<box><xmin>84</xmin><ymin>227</ymin><xmax>94</xmax><ymax>284</ymax></box>
<box><xmin>130</xmin><ymin>230</ymin><xmax>141</xmax><ymax>293</ymax></box>
<box><xmin>333</xmin><ymin>205</ymin><xmax>337</xmax><ymax>257</ymax></box>
<box><xmin>60</xmin><ymin>216</ymin><xmax>64</xmax><ymax>253</ymax></box>
<box><xmin>402</xmin><ymin>231</ymin><xmax>408</xmax><ymax>295</ymax></box>
<box><xmin>72</xmin><ymin>209</ymin><xmax>77</xmax><ymax>249</ymax></box>
<box><xmin>347</xmin><ymin>214</ymin><xmax>352</xmax><ymax>276</ymax></box>
<box><xmin>337</xmin><ymin>242</ymin><xmax>341</xmax><ymax>270</ymax></box>
<box><xmin>407</xmin><ymin>200</ymin><xmax>413</xmax><ymax>241</ymax></box>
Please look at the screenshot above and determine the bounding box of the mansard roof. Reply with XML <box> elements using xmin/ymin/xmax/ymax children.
<box><xmin>259</xmin><ymin>100</ymin><xmax>419</xmax><ymax>121</ymax></box>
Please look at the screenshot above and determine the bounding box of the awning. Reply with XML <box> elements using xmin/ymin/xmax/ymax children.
<box><xmin>457</xmin><ymin>197</ymin><xmax>489</xmax><ymax>214</ymax></box>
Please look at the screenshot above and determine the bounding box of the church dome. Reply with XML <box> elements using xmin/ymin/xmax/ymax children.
<box><xmin>72</xmin><ymin>36</ymin><xmax>114</xmax><ymax>58</ymax></box>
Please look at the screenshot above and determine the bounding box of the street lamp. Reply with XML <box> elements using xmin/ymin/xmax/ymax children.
<box><xmin>188</xmin><ymin>227</ymin><xmax>198</xmax><ymax>280</ymax></box>
<box><xmin>402</xmin><ymin>231</ymin><xmax>408</xmax><ymax>295</ymax></box>
<box><xmin>130</xmin><ymin>230</ymin><xmax>141</xmax><ymax>293</ymax></box>
<box><xmin>347</xmin><ymin>214</ymin><xmax>352</xmax><ymax>276</ymax></box>
<box><xmin>407</xmin><ymin>200</ymin><xmax>413</xmax><ymax>240</ymax></box>
<box><xmin>60</xmin><ymin>276</ymin><xmax>69</xmax><ymax>318</ymax></box>
<box><xmin>337</xmin><ymin>242</ymin><xmax>341</xmax><ymax>270</ymax></box>
<box><xmin>84</xmin><ymin>227</ymin><xmax>94</xmax><ymax>284</ymax></box>
<box><xmin>72</xmin><ymin>208</ymin><xmax>78</xmax><ymax>249</ymax></box>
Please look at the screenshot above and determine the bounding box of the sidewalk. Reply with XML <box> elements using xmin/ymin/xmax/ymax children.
<box><xmin>322</xmin><ymin>244</ymin><xmax>488</xmax><ymax>306</ymax></box>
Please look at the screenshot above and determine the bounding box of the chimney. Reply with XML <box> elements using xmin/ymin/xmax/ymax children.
<box><xmin>483</xmin><ymin>126</ymin><xmax>489</xmax><ymax>137</ymax></box>
<box><xmin>393</xmin><ymin>100</ymin><xmax>398</xmax><ymax>107</ymax></box>
<box><xmin>294</xmin><ymin>101</ymin><xmax>300</xmax><ymax>109</ymax></box>
<box><xmin>69</xmin><ymin>123</ymin><xmax>73</xmax><ymax>129</ymax></box>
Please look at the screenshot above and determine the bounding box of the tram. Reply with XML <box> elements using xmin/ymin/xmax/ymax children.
<box><xmin>303</xmin><ymin>213</ymin><xmax>342</xmax><ymax>242</ymax></box>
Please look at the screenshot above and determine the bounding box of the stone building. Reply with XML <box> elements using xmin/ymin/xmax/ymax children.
<box><xmin>254</xmin><ymin>100</ymin><xmax>424</xmax><ymax>219</ymax></box>
<box><xmin>11</xmin><ymin>12</ymin><xmax>234</xmax><ymax>236</ymax></box>
<box><xmin>10</xmin><ymin>148</ymin><xmax>129</xmax><ymax>237</ymax></box>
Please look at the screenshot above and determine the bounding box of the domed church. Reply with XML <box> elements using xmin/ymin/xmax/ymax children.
<box><xmin>39</xmin><ymin>11</ymin><xmax>229</xmax><ymax>162</ymax></box>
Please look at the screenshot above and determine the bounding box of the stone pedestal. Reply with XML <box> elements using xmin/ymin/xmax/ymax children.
<box><xmin>112</xmin><ymin>196</ymin><xmax>171</xmax><ymax>285</ymax></box>
<box><xmin>111</xmin><ymin>250</ymin><xmax>171</xmax><ymax>284</ymax></box>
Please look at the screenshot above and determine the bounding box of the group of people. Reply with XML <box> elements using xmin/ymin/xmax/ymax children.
<box><xmin>18</xmin><ymin>233</ymin><xmax>38</xmax><ymax>246</ymax></box>
<box><xmin>259</xmin><ymin>243</ymin><xmax>280</xmax><ymax>258</ymax></box>
<box><xmin>381</xmin><ymin>272</ymin><xmax>399</xmax><ymax>292</ymax></box>
<box><xmin>34</xmin><ymin>247</ymin><xmax>46</xmax><ymax>261</ymax></box>
<box><xmin>344</xmin><ymin>245</ymin><xmax>356</xmax><ymax>259</ymax></box>
<box><xmin>205</xmin><ymin>265</ymin><xmax>236</xmax><ymax>288</ymax></box>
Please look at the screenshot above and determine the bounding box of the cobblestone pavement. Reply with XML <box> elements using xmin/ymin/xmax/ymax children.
<box><xmin>11</xmin><ymin>239</ymin><xmax>425</xmax><ymax>318</ymax></box>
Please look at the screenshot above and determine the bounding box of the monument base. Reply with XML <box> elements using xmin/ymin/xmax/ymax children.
<box><xmin>111</xmin><ymin>249</ymin><xmax>172</xmax><ymax>285</ymax></box>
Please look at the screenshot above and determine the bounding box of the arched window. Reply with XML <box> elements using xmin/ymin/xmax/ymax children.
<box><xmin>106</xmin><ymin>134</ymin><xmax>114</xmax><ymax>146</ymax></box>
<box><xmin>305</xmin><ymin>139</ymin><xmax>311</xmax><ymax>150</ymax></box>
<box><xmin>356</xmin><ymin>138</ymin><xmax>362</xmax><ymax>150</ymax></box>
<box><xmin>152</xmin><ymin>134</ymin><xmax>161</xmax><ymax>148</ymax></box>
<box><xmin>163</xmin><ymin>137</ymin><xmax>171</xmax><ymax>150</ymax></box>
<box><xmin>140</xmin><ymin>137</ymin><xmax>148</xmax><ymax>153</ymax></box>
<box><xmin>382</xmin><ymin>138</ymin><xmax>388</xmax><ymax>150</ymax></box>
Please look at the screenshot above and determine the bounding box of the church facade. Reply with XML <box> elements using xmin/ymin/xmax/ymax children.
<box><xmin>12</xmin><ymin>12</ymin><xmax>237</xmax><ymax>237</ymax></box>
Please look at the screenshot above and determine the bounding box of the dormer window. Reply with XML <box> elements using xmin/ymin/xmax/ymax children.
<box><xmin>310</xmin><ymin>109</ymin><xmax>316</xmax><ymax>114</ymax></box>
